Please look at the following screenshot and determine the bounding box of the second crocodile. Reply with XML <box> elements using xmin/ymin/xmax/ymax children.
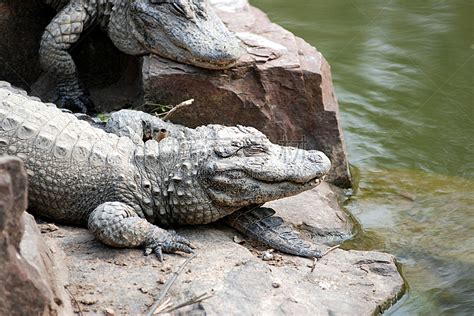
<box><xmin>40</xmin><ymin>0</ymin><xmax>241</xmax><ymax>113</ymax></box>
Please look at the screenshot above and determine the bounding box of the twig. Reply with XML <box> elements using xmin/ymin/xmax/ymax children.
<box><xmin>161</xmin><ymin>292</ymin><xmax>214</xmax><ymax>314</ymax></box>
<box><xmin>322</xmin><ymin>244</ymin><xmax>341</xmax><ymax>257</ymax></box>
<box><xmin>64</xmin><ymin>285</ymin><xmax>83</xmax><ymax>316</ymax></box>
<box><xmin>145</xmin><ymin>253</ymin><xmax>197</xmax><ymax>316</ymax></box>
<box><xmin>310</xmin><ymin>245</ymin><xmax>341</xmax><ymax>273</ymax></box>
<box><xmin>310</xmin><ymin>257</ymin><xmax>318</xmax><ymax>273</ymax></box>
<box><xmin>153</xmin><ymin>297</ymin><xmax>173</xmax><ymax>315</ymax></box>
<box><xmin>163</xmin><ymin>99</ymin><xmax>194</xmax><ymax>120</ymax></box>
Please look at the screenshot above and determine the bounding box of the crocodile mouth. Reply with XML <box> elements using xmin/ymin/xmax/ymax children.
<box><xmin>190</xmin><ymin>56</ymin><xmax>238</xmax><ymax>69</ymax></box>
<box><xmin>148</xmin><ymin>40</ymin><xmax>239</xmax><ymax>70</ymax></box>
<box><xmin>213</xmin><ymin>170</ymin><xmax>325</xmax><ymax>186</ymax></box>
<box><xmin>210</xmin><ymin>170</ymin><xmax>325</xmax><ymax>199</ymax></box>
<box><xmin>208</xmin><ymin>173</ymin><xmax>324</xmax><ymax>207</ymax></box>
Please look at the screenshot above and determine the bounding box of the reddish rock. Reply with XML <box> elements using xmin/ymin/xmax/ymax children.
<box><xmin>142</xmin><ymin>0</ymin><xmax>351</xmax><ymax>187</ymax></box>
<box><xmin>0</xmin><ymin>157</ymin><xmax>70</xmax><ymax>315</ymax></box>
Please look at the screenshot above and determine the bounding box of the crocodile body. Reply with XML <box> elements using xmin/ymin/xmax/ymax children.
<box><xmin>40</xmin><ymin>0</ymin><xmax>241</xmax><ymax>113</ymax></box>
<box><xmin>0</xmin><ymin>82</ymin><xmax>331</xmax><ymax>259</ymax></box>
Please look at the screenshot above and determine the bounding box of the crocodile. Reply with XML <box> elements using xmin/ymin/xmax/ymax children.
<box><xmin>0</xmin><ymin>82</ymin><xmax>331</xmax><ymax>260</ymax></box>
<box><xmin>40</xmin><ymin>0</ymin><xmax>241</xmax><ymax>113</ymax></box>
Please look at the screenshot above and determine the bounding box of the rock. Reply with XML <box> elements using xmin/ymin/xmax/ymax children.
<box><xmin>0</xmin><ymin>156</ymin><xmax>27</xmax><ymax>245</ymax></box>
<box><xmin>0</xmin><ymin>157</ymin><xmax>63</xmax><ymax>315</ymax></box>
<box><xmin>142</xmin><ymin>0</ymin><xmax>351</xmax><ymax>187</ymax></box>
<box><xmin>0</xmin><ymin>157</ymin><xmax>72</xmax><ymax>315</ymax></box>
<box><xmin>233</xmin><ymin>235</ymin><xmax>245</xmax><ymax>244</ymax></box>
<box><xmin>40</xmin><ymin>184</ymin><xmax>404</xmax><ymax>315</ymax></box>
<box><xmin>20</xmin><ymin>213</ymin><xmax>74</xmax><ymax>315</ymax></box>
<box><xmin>261</xmin><ymin>250</ymin><xmax>274</xmax><ymax>261</ymax></box>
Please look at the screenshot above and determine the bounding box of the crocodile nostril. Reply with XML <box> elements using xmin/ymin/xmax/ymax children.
<box><xmin>308</xmin><ymin>153</ymin><xmax>323</xmax><ymax>163</ymax></box>
<box><xmin>307</xmin><ymin>151</ymin><xmax>332</xmax><ymax>174</ymax></box>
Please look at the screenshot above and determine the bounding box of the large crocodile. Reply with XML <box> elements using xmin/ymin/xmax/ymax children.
<box><xmin>0</xmin><ymin>82</ymin><xmax>331</xmax><ymax>260</ymax></box>
<box><xmin>40</xmin><ymin>0</ymin><xmax>241</xmax><ymax>113</ymax></box>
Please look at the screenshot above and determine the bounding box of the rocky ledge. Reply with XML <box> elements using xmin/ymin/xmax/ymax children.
<box><xmin>33</xmin><ymin>185</ymin><xmax>402</xmax><ymax>315</ymax></box>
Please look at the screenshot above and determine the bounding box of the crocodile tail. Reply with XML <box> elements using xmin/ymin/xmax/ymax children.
<box><xmin>224</xmin><ymin>206</ymin><xmax>322</xmax><ymax>258</ymax></box>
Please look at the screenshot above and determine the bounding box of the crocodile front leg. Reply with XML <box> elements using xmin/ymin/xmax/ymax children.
<box><xmin>105</xmin><ymin>110</ymin><xmax>170</xmax><ymax>145</ymax></box>
<box><xmin>39</xmin><ymin>2</ymin><xmax>96</xmax><ymax>113</ymax></box>
<box><xmin>88</xmin><ymin>202</ymin><xmax>194</xmax><ymax>261</ymax></box>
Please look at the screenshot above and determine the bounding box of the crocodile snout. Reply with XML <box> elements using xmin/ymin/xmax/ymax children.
<box><xmin>194</xmin><ymin>37</ymin><xmax>242</xmax><ymax>69</ymax></box>
<box><xmin>307</xmin><ymin>150</ymin><xmax>332</xmax><ymax>178</ymax></box>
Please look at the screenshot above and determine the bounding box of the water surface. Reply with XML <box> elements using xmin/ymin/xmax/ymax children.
<box><xmin>250</xmin><ymin>0</ymin><xmax>474</xmax><ymax>314</ymax></box>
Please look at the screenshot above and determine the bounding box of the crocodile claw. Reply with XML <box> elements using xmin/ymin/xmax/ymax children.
<box><xmin>54</xmin><ymin>91</ymin><xmax>96</xmax><ymax>114</ymax></box>
<box><xmin>311</xmin><ymin>249</ymin><xmax>323</xmax><ymax>259</ymax></box>
<box><xmin>144</xmin><ymin>230</ymin><xmax>194</xmax><ymax>262</ymax></box>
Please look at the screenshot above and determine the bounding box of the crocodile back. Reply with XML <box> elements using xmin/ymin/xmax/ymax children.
<box><xmin>0</xmin><ymin>83</ymin><xmax>137</xmax><ymax>224</ymax></box>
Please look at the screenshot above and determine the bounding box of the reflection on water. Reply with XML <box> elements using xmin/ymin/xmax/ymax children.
<box><xmin>251</xmin><ymin>0</ymin><xmax>473</xmax><ymax>314</ymax></box>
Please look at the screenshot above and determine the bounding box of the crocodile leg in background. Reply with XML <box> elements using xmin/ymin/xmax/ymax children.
<box><xmin>88</xmin><ymin>202</ymin><xmax>194</xmax><ymax>261</ymax></box>
<box><xmin>39</xmin><ymin>2</ymin><xmax>96</xmax><ymax>113</ymax></box>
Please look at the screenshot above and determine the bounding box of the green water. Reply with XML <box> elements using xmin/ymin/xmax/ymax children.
<box><xmin>250</xmin><ymin>0</ymin><xmax>473</xmax><ymax>314</ymax></box>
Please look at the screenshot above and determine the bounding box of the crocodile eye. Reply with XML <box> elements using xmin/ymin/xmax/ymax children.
<box><xmin>215</xmin><ymin>146</ymin><xmax>239</xmax><ymax>158</ymax></box>
<box><xmin>243</xmin><ymin>145</ymin><xmax>267</xmax><ymax>156</ymax></box>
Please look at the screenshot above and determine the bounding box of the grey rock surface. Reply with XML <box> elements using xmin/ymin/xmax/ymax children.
<box><xmin>143</xmin><ymin>0</ymin><xmax>352</xmax><ymax>188</ymax></box>
<box><xmin>40</xmin><ymin>184</ymin><xmax>404</xmax><ymax>315</ymax></box>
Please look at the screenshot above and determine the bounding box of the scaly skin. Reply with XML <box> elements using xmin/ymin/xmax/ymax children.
<box><xmin>41</xmin><ymin>0</ymin><xmax>241</xmax><ymax>113</ymax></box>
<box><xmin>0</xmin><ymin>82</ymin><xmax>331</xmax><ymax>260</ymax></box>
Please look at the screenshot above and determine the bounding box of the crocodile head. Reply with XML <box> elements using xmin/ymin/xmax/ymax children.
<box><xmin>198</xmin><ymin>125</ymin><xmax>332</xmax><ymax>208</ymax></box>
<box><xmin>142</xmin><ymin>123</ymin><xmax>331</xmax><ymax>225</ymax></box>
<box><xmin>128</xmin><ymin>0</ymin><xmax>241</xmax><ymax>69</ymax></box>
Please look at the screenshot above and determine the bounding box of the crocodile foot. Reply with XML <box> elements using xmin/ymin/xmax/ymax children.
<box><xmin>144</xmin><ymin>229</ymin><xmax>195</xmax><ymax>262</ymax></box>
<box><xmin>53</xmin><ymin>91</ymin><xmax>96</xmax><ymax>114</ymax></box>
<box><xmin>225</xmin><ymin>206</ymin><xmax>323</xmax><ymax>259</ymax></box>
